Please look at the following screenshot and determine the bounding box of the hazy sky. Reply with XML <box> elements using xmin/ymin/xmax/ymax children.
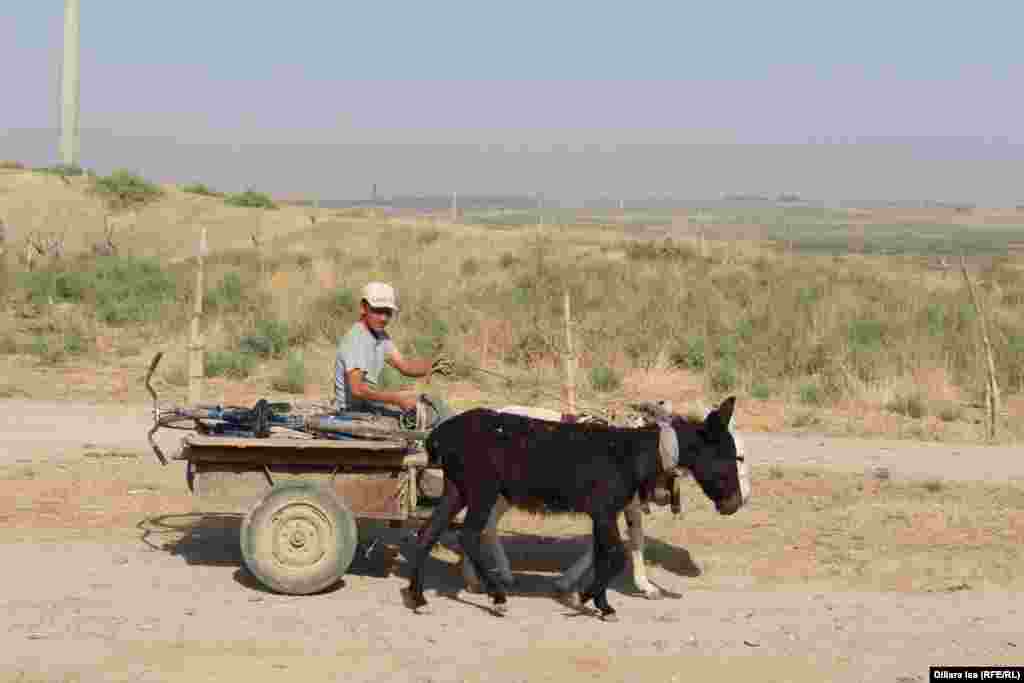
<box><xmin>2</xmin><ymin>2</ymin><xmax>1022</xmax><ymax>203</ymax></box>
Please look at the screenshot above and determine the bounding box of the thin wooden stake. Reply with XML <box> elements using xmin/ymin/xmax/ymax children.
<box><xmin>960</xmin><ymin>255</ymin><xmax>1001</xmax><ymax>441</ymax></box>
<box><xmin>480</xmin><ymin>323</ymin><xmax>490</xmax><ymax>370</ymax></box>
<box><xmin>188</xmin><ymin>227</ymin><xmax>208</xmax><ymax>406</ymax></box>
<box><xmin>562</xmin><ymin>290</ymin><xmax>577</xmax><ymax>419</ymax></box>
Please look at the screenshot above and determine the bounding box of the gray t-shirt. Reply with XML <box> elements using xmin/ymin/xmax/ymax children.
<box><xmin>334</xmin><ymin>322</ymin><xmax>397</xmax><ymax>411</ymax></box>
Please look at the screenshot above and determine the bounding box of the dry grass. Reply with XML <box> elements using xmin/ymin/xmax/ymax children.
<box><xmin>1</xmin><ymin>171</ymin><xmax>1022</xmax><ymax>442</ymax></box>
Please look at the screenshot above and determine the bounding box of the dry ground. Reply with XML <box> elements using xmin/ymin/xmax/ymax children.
<box><xmin>2</xmin><ymin>168</ymin><xmax>1023</xmax><ymax>681</ymax></box>
<box><xmin>1</xmin><ymin>399</ymin><xmax>1023</xmax><ymax>683</ymax></box>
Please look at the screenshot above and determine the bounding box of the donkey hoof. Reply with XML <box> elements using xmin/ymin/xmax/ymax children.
<box><xmin>642</xmin><ymin>589</ymin><xmax>663</xmax><ymax>601</ymax></box>
<box><xmin>402</xmin><ymin>588</ymin><xmax>430</xmax><ymax>614</ymax></box>
<box><xmin>599</xmin><ymin>611</ymin><xmax>619</xmax><ymax>623</ymax></box>
<box><xmin>491</xmin><ymin>602</ymin><xmax>508</xmax><ymax>616</ymax></box>
<box><xmin>553</xmin><ymin>589</ymin><xmax>581</xmax><ymax>610</ymax></box>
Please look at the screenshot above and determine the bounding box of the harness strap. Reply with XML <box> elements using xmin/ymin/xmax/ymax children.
<box><xmin>655</xmin><ymin>417</ymin><xmax>679</xmax><ymax>473</ymax></box>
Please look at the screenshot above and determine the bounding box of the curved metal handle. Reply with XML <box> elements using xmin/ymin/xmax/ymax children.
<box><xmin>145</xmin><ymin>352</ymin><xmax>163</xmax><ymax>404</ymax></box>
<box><xmin>144</xmin><ymin>352</ymin><xmax>168</xmax><ymax>466</ymax></box>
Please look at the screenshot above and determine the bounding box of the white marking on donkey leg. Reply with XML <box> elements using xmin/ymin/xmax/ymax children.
<box><xmin>624</xmin><ymin>503</ymin><xmax>661</xmax><ymax>599</ymax></box>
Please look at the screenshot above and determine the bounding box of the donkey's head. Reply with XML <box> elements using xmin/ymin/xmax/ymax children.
<box><xmin>676</xmin><ymin>396</ymin><xmax>749</xmax><ymax>515</ymax></box>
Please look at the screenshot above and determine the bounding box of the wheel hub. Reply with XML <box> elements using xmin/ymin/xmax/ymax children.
<box><xmin>270</xmin><ymin>504</ymin><xmax>332</xmax><ymax>567</ymax></box>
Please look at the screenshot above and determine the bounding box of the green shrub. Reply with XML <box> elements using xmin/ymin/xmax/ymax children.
<box><xmin>240</xmin><ymin>318</ymin><xmax>289</xmax><ymax>358</ymax></box>
<box><xmin>590</xmin><ymin>365</ymin><xmax>622</xmax><ymax>393</ymax></box>
<box><xmin>797</xmin><ymin>285</ymin><xmax>822</xmax><ymax>306</ymax></box>
<box><xmin>716</xmin><ymin>334</ymin><xmax>739</xmax><ymax>360</ymax></box>
<box><xmin>225</xmin><ymin>190</ymin><xmax>277</xmax><ymax>209</ymax></box>
<box><xmin>409</xmin><ymin>316</ymin><xmax>450</xmax><ymax>357</ymax></box>
<box><xmin>35</xmin><ymin>163</ymin><xmax>84</xmax><ymax>177</ymax></box>
<box><xmin>204</xmin><ymin>351</ymin><xmax>255</xmax><ymax>379</ymax></box>
<box><xmin>510</xmin><ymin>286</ymin><xmax>531</xmax><ymax>307</ymax></box>
<box><xmin>751</xmin><ymin>383</ymin><xmax>772</xmax><ymax>400</ymax></box>
<box><xmin>736</xmin><ymin>318</ymin><xmax>754</xmax><ymax>342</ymax></box>
<box><xmin>272</xmin><ymin>351</ymin><xmax>307</xmax><ymax>394</ymax></box>
<box><xmin>90</xmin><ymin>169</ymin><xmax>163</xmax><ymax>210</ymax></box>
<box><xmin>799</xmin><ymin>382</ymin><xmax>821</xmax><ymax>405</ymax></box>
<box><xmin>92</xmin><ymin>258</ymin><xmax>177</xmax><ymax>323</ymax></box>
<box><xmin>924</xmin><ymin>303</ymin><xmax>946</xmax><ymax>337</ymax></box>
<box><xmin>848</xmin><ymin>318</ymin><xmax>884</xmax><ymax>352</ymax></box>
<box><xmin>182</xmin><ymin>182</ymin><xmax>223</xmax><ymax>197</ymax></box>
<box><xmin>671</xmin><ymin>335</ymin><xmax>706</xmax><ymax>370</ymax></box>
<box><xmin>31</xmin><ymin>336</ymin><xmax>63</xmax><ymax>365</ymax></box>
<box><xmin>204</xmin><ymin>272</ymin><xmax>244</xmax><ymax>311</ymax></box>
<box><xmin>63</xmin><ymin>329</ymin><xmax>88</xmax><ymax>355</ymax></box>
<box><xmin>20</xmin><ymin>256</ymin><xmax>176</xmax><ymax>324</ymax></box>
<box><xmin>710</xmin><ymin>358</ymin><xmax>737</xmax><ymax>392</ymax></box>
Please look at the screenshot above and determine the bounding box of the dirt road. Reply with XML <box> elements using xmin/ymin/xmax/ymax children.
<box><xmin>2</xmin><ymin>399</ymin><xmax>1022</xmax><ymax>683</ymax></box>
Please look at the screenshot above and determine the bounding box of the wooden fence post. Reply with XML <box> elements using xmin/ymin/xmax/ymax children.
<box><xmin>562</xmin><ymin>290</ymin><xmax>578</xmax><ymax>420</ymax></box>
<box><xmin>188</xmin><ymin>227</ymin><xmax>208</xmax><ymax>406</ymax></box>
<box><xmin>960</xmin><ymin>255</ymin><xmax>1001</xmax><ymax>441</ymax></box>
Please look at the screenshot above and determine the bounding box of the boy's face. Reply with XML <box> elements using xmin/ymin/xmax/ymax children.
<box><xmin>361</xmin><ymin>301</ymin><xmax>394</xmax><ymax>332</ymax></box>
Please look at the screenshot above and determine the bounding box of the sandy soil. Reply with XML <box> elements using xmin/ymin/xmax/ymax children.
<box><xmin>2</xmin><ymin>399</ymin><xmax>1022</xmax><ymax>683</ymax></box>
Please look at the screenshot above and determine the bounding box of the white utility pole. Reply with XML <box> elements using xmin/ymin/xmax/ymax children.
<box><xmin>60</xmin><ymin>0</ymin><xmax>82</xmax><ymax>167</ymax></box>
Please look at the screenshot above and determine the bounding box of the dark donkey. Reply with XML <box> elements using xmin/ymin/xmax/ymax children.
<box><xmin>405</xmin><ymin>396</ymin><xmax>747</xmax><ymax>621</ymax></box>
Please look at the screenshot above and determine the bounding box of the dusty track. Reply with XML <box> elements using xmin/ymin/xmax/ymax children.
<box><xmin>2</xmin><ymin>400</ymin><xmax>1022</xmax><ymax>682</ymax></box>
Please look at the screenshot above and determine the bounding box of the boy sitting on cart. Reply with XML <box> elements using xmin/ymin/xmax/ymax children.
<box><xmin>334</xmin><ymin>282</ymin><xmax>454</xmax><ymax>431</ymax></box>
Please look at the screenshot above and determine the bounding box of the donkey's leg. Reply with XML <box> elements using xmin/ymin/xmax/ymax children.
<box><xmin>580</xmin><ymin>513</ymin><xmax>626</xmax><ymax>622</ymax></box>
<box><xmin>406</xmin><ymin>482</ymin><xmax>465</xmax><ymax>614</ymax></box>
<box><xmin>553</xmin><ymin>543</ymin><xmax>593</xmax><ymax>595</ymax></box>
<box><xmin>624</xmin><ymin>502</ymin><xmax>660</xmax><ymax>599</ymax></box>
<box><xmin>463</xmin><ymin>494</ymin><xmax>513</xmax><ymax>593</ymax></box>
<box><xmin>555</xmin><ymin>507</ymin><xmax>631</xmax><ymax>595</ymax></box>
<box><xmin>458</xmin><ymin>487</ymin><xmax>511</xmax><ymax>614</ymax></box>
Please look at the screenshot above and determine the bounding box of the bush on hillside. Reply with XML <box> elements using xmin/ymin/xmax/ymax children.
<box><xmin>18</xmin><ymin>256</ymin><xmax>176</xmax><ymax>324</ymax></box>
<box><xmin>90</xmin><ymin>169</ymin><xmax>163</xmax><ymax>210</ymax></box>
<box><xmin>182</xmin><ymin>182</ymin><xmax>223</xmax><ymax>197</ymax></box>
<box><xmin>225</xmin><ymin>190</ymin><xmax>277</xmax><ymax>209</ymax></box>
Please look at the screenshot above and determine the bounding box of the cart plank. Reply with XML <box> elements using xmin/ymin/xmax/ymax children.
<box><xmin>178</xmin><ymin>435</ymin><xmax>428</xmax><ymax>469</ymax></box>
<box><xmin>183</xmin><ymin>434</ymin><xmax>413</xmax><ymax>451</ymax></box>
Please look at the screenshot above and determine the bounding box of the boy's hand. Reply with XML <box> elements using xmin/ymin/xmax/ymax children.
<box><xmin>431</xmin><ymin>354</ymin><xmax>456</xmax><ymax>377</ymax></box>
<box><xmin>396</xmin><ymin>394</ymin><xmax>419</xmax><ymax>412</ymax></box>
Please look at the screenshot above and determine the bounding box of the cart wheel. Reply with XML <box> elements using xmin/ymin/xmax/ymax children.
<box><xmin>239</xmin><ymin>482</ymin><xmax>358</xmax><ymax>595</ymax></box>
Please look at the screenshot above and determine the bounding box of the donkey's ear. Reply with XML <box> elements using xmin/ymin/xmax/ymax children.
<box><xmin>709</xmin><ymin>396</ymin><xmax>736</xmax><ymax>432</ymax></box>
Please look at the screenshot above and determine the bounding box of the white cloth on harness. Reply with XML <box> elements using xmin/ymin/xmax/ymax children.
<box><xmin>654</xmin><ymin>416</ymin><xmax>679</xmax><ymax>472</ymax></box>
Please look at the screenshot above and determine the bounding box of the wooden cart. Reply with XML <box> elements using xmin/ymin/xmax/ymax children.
<box><xmin>144</xmin><ymin>353</ymin><xmax>437</xmax><ymax>596</ymax></box>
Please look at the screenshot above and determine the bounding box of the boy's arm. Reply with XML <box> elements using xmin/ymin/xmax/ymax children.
<box><xmin>346</xmin><ymin>368</ymin><xmax>418</xmax><ymax>411</ymax></box>
<box><xmin>385</xmin><ymin>347</ymin><xmax>433</xmax><ymax>378</ymax></box>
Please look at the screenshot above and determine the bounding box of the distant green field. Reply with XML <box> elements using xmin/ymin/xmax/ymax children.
<box><xmin>465</xmin><ymin>207</ymin><xmax>1024</xmax><ymax>257</ymax></box>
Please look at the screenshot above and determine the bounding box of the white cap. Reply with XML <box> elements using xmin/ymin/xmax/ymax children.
<box><xmin>362</xmin><ymin>282</ymin><xmax>399</xmax><ymax>311</ymax></box>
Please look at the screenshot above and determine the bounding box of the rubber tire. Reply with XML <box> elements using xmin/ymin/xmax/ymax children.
<box><xmin>240</xmin><ymin>481</ymin><xmax>358</xmax><ymax>595</ymax></box>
